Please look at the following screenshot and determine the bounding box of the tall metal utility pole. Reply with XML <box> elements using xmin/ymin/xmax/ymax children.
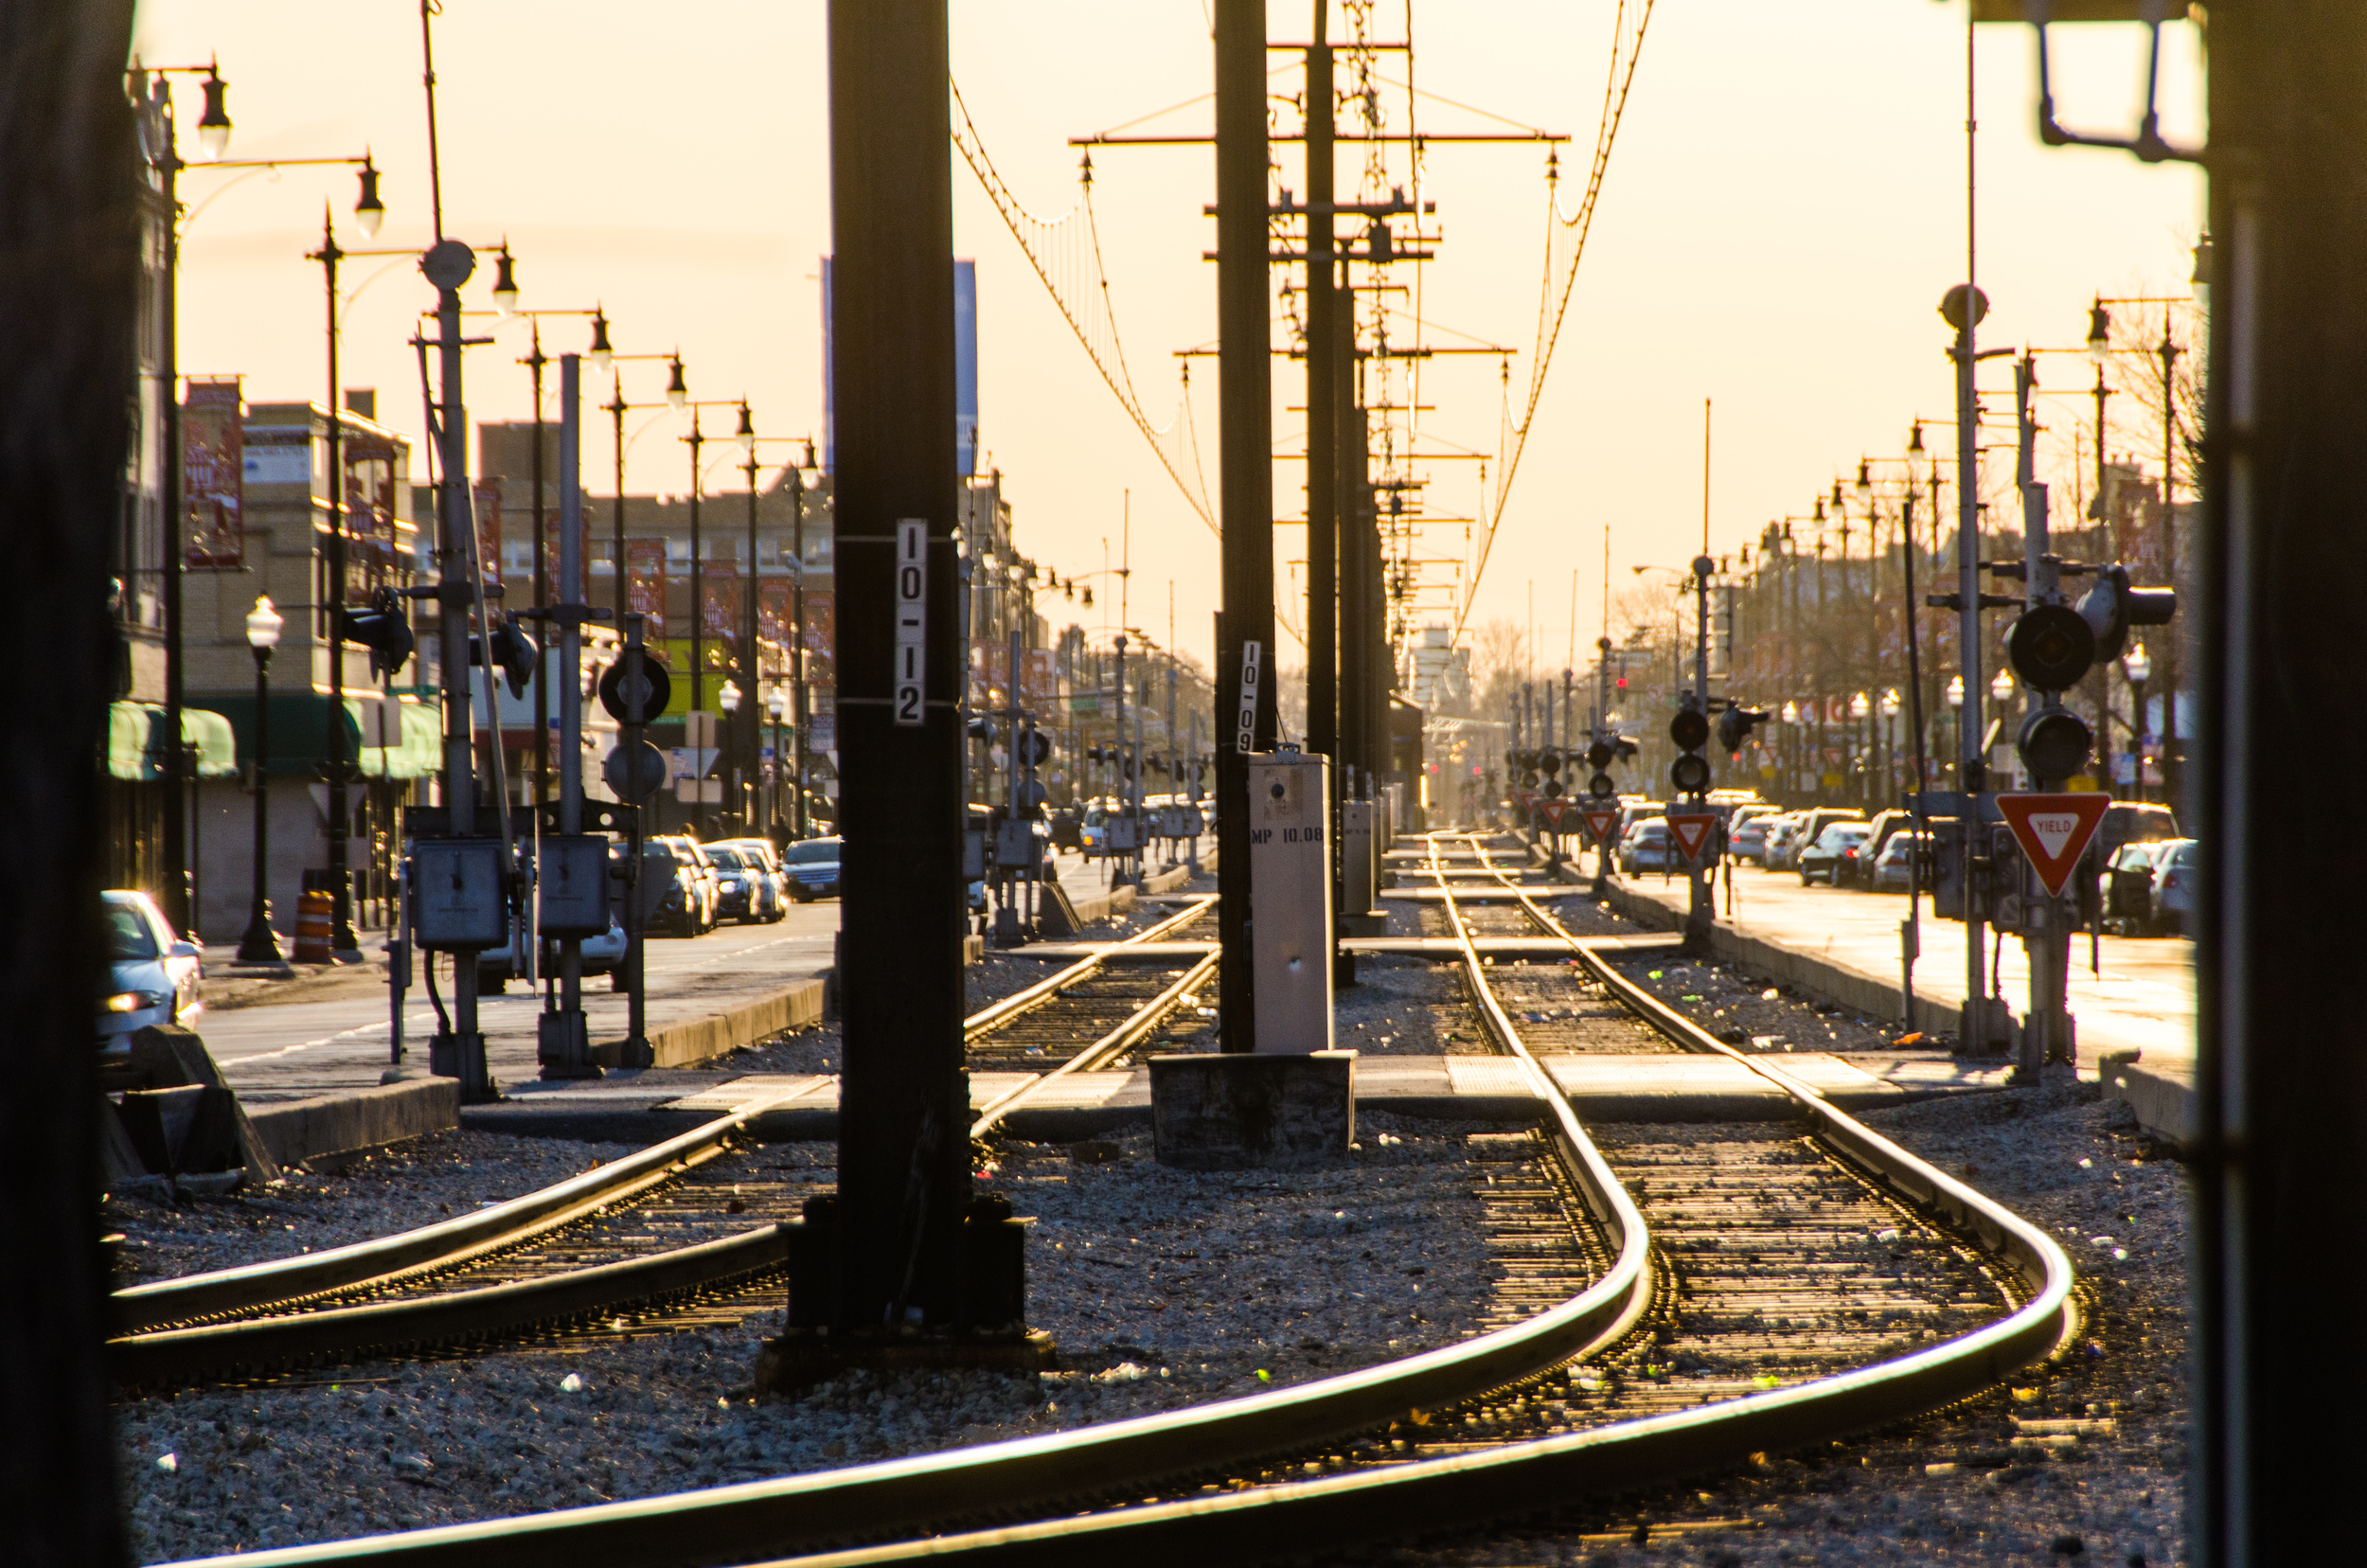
<box><xmin>1945</xmin><ymin>279</ymin><xmax>1988</xmax><ymax>1061</ymax></box>
<box><xmin>1303</xmin><ymin>5</ymin><xmax>1338</xmax><ymax>778</ymax></box>
<box><xmin>311</xmin><ymin>210</ymin><xmax>361</xmax><ymax>956</ymax></box>
<box><xmin>826</xmin><ymin>0</ymin><xmax>974</xmax><ymax>1328</ymax></box>
<box><xmin>2196</xmin><ymin>9</ymin><xmax>2367</xmax><ymax>1563</ymax></box>
<box><xmin>1213</xmin><ymin>0</ymin><xmax>1277</xmax><ymax>1053</ymax></box>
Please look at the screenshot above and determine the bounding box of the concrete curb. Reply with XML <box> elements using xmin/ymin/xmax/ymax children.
<box><xmin>246</xmin><ymin>1078</ymin><xmax>459</xmax><ymax>1168</ymax></box>
<box><xmin>2101</xmin><ymin>1050</ymin><xmax>2193</xmax><ymax>1149</ymax></box>
<box><xmin>627</xmin><ymin>978</ymin><xmax>828</xmax><ymax>1069</ymax></box>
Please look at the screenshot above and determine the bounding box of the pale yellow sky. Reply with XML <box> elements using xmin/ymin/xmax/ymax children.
<box><xmin>133</xmin><ymin>1</ymin><xmax>2203</xmax><ymax>672</ymax></box>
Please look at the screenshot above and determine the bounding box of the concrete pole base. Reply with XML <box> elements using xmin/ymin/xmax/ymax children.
<box><xmin>1148</xmin><ymin>1050</ymin><xmax>1357</xmax><ymax>1170</ymax></box>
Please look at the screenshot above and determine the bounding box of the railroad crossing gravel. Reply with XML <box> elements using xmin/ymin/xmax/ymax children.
<box><xmin>111</xmin><ymin>1112</ymin><xmax>1508</xmax><ymax>1562</ymax></box>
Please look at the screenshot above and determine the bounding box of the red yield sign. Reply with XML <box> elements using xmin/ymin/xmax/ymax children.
<box><xmin>1665</xmin><ymin>812</ymin><xmax>1718</xmax><ymax>864</ymax></box>
<box><xmin>1997</xmin><ymin>793</ymin><xmax>2113</xmax><ymax>898</ymax></box>
<box><xmin>1539</xmin><ymin>797</ymin><xmax>1571</xmax><ymax>834</ymax></box>
<box><xmin>1580</xmin><ymin>806</ymin><xmax>1620</xmax><ymax>846</ymax></box>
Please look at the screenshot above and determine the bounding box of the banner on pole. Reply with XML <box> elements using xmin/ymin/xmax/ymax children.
<box><xmin>625</xmin><ymin>539</ymin><xmax>667</xmax><ymax>637</ymax></box>
<box><xmin>183</xmin><ymin>378</ymin><xmax>244</xmax><ymax>569</ymax></box>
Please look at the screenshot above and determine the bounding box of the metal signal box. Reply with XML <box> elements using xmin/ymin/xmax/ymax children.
<box><xmin>411</xmin><ymin>839</ymin><xmax>508</xmax><ymax>952</ymax></box>
<box><xmin>1339</xmin><ymin>799</ymin><xmax>1376</xmax><ymax>918</ymax></box>
<box><xmin>1249</xmin><ymin>747</ymin><xmax>1334</xmax><ymax>1054</ymax></box>
<box><xmin>537</xmin><ymin>835</ymin><xmax>611</xmax><ymax>937</ymax></box>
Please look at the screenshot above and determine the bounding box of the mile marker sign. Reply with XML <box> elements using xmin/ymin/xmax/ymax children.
<box><xmin>1580</xmin><ymin>806</ymin><xmax>1620</xmax><ymax>846</ymax></box>
<box><xmin>1997</xmin><ymin>793</ymin><xmax>2113</xmax><ymax>898</ymax></box>
<box><xmin>1666</xmin><ymin>812</ymin><xmax>1718</xmax><ymax>864</ymax></box>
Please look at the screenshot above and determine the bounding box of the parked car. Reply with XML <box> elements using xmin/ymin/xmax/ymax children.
<box><xmin>1870</xmin><ymin>829</ymin><xmax>1929</xmax><ymax>892</ymax></box>
<box><xmin>1852</xmin><ymin>810</ymin><xmax>1919</xmax><ymax>887</ymax></box>
<box><xmin>1799</xmin><ymin>821</ymin><xmax>1876</xmax><ymax>885</ymax></box>
<box><xmin>1729</xmin><ymin>815</ymin><xmax>1774</xmax><ymax>866</ymax></box>
<box><xmin>2105</xmin><ymin>840</ymin><xmax>2173</xmax><ymax>928</ymax></box>
<box><xmin>648</xmin><ymin>837</ymin><xmax>721</xmax><ymax>935</ymax></box>
<box><xmin>781</xmin><ymin>835</ymin><xmax>844</xmax><ymax>902</ymax></box>
<box><xmin>98</xmin><ymin>890</ymin><xmax>202</xmax><ymax>1046</ymax></box>
<box><xmin>1761</xmin><ymin>812</ymin><xmax>1808</xmax><ymax>871</ymax></box>
<box><xmin>479</xmin><ymin>909</ymin><xmax>632</xmax><ymax>991</ymax></box>
<box><xmin>705</xmin><ymin>840</ymin><xmax>786</xmax><ymax>924</ymax></box>
<box><xmin>1049</xmin><ymin>807</ymin><xmax>1084</xmax><ymax>853</ymax></box>
<box><xmin>1617</xmin><ymin>818</ymin><xmax>1679</xmax><ymax>875</ymax></box>
<box><xmin>2145</xmin><ymin>838</ymin><xmax>2198</xmax><ymax>935</ymax></box>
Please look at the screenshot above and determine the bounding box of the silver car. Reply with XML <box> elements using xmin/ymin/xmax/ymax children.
<box><xmin>99</xmin><ymin>890</ymin><xmax>202</xmax><ymax>1044</ymax></box>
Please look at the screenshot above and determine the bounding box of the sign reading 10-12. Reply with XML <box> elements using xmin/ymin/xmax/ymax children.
<box><xmin>894</xmin><ymin>519</ymin><xmax>927</xmax><ymax>726</ymax></box>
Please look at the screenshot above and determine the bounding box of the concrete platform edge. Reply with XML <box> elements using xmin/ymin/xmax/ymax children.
<box><xmin>246</xmin><ymin>1078</ymin><xmax>459</xmax><ymax>1167</ymax></box>
<box><xmin>623</xmin><ymin>978</ymin><xmax>828</xmax><ymax>1070</ymax></box>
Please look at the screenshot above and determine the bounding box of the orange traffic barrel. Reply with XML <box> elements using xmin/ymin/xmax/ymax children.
<box><xmin>294</xmin><ymin>890</ymin><xmax>335</xmax><ymax>963</ymax></box>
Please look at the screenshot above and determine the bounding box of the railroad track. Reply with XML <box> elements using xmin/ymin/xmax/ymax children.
<box><xmin>114</xmin><ymin>898</ymin><xmax>1221</xmax><ymax>1388</ymax></box>
<box><xmin>166</xmin><ymin>832</ymin><xmax>2072</xmax><ymax>1568</ymax></box>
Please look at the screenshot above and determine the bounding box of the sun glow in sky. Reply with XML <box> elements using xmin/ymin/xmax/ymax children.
<box><xmin>133</xmin><ymin>1</ymin><xmax>2202</xmax><ymax>671</ymax></box>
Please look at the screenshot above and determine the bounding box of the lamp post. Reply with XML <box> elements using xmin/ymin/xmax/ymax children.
<box><xmin>130</xmin><ymin>60</ymin><xmax>233</xmax><ymax>932</ymax></box>
<box><xmin>237</xmin><ymin>596</ymin><xmax>284</xmax><ymax>963</ymax></box>
<box><xmin>768</xmin><ymin>687</ymin><xmax>789</xmax><ymax>836</ymax></box>
<box><xmin>1946</xmin><ymin>675</ymin><xmax>1965</xmax><ymax>779</ymax></box>
<box><xmin>1849</xmin><ymin>690</ymin><xmax>1872</xmax><ymax>809</ymax></box>
<box><xmin>2123</xmin><ymin>642</ymin><xmax>2152</xmax><ymax>802</ymax></box>
<box><xmin>1879</xmin><ymin>687</ymin><xmax>1901</xmax><ymax>803</ymax></box>
<box><xmin>719</xmin><ymin>679</ymin><xmax>743</xmax><ymax>831</ymax></box>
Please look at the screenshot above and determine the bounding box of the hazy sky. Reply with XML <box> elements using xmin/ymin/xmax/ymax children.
<box><xmin>133</xmin><ymin>1</ymin><xmax>2203</xmax><ymax>672</ymax></box>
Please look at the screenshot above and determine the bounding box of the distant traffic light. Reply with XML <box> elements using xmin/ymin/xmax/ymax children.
<box><xmin>2075</xmin><ymin>563</ymin><xmax>2177</xmax><ymax>662</ymax></box>
<box><xmin>1668</xmin><ymin>705</ymin><xmax>1710</xmax><ymax>795</ymax></box>
<box><xmin>469</xmin><ymin>617</ymin><xmax>539</xmax><ymax>699</ymax></box>
<box><xmin>1716</xmin><ymin>706</ymin><xmax>1771</xmax><ymax>754</ymax></box>
<box><xmin>335</xmin><ymin>588</ymin><xmax>414</xmax><ymax>679</ymax></box>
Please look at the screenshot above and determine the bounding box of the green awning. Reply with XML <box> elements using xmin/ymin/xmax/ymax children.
<box><xmin>356</xmin><ymin>699</ymin><xmax>441</xmax><ymax>780</ymax></box>
<box><xmin>100</xmin><ymin>703</ymin><xmax>240</xmax><ymax>781</ymax></box>
<box><xmin>207</xmin><ymin>692</ymin><xmax>436</xmax><ymax>781</ymax></box>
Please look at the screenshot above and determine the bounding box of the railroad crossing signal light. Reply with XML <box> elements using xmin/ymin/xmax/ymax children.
<box><xmin>2004</xmin><ymin>603</ymin><xmax>2097</xmax><ymax>693</ymax></box>
<box><xmin>2017</xmin><ymin>704</ymin><xmax>2094</xmax><ymax>784</ymax></box>
<box><xmin>469</xmin><ymin>618</ymin><xmax>540</xmax><ymax>699</ymax></box>
<box><xmin>1668</xmin><ymin>707</ymin><xmax>1709</xmax><ymax>752</ymax></box>
<box><xmin>334</xmin><ymin>588</ymin><xmax>415</xmax><ymax>679</ymax></box>
<box><xmin>1670</xmin><ymin>753</ymin><xmax>1712</xmax><ymax>793</ymax></box>
<box><xmin>1585</xmin><ymin>739</ymin><xmax>1616</xmax><ymax>771</ymax></box>
<box><xmin>1588</xmin><ymin>770</ymin><xmax>1616</xmax><ymax>799</ymax></box>
<box><xmin>1538</xmin><ymin>748</ymin><xmax>1562</xmax><ymax>775</ymax></box>
<box><xmin>1025</xmin><ymin>731</ymin><xmax>1054</xmax><ymax>765</ymax></box>
<box><xmin>1716</xmin><ymin>706</ymin><xmax>1771</xmax><ymax>754</ymax></box>
<box><xmin>2075</xmin><ymin>563</ymin><xmax>2177</xmax><ymax>662</ymax></box>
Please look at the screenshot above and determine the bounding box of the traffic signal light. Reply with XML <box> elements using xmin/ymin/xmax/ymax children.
<box><xmin>1668</xmin><ymin>705</ymin><xmax>1710</xmax><ymax>795</ymax></box>
<box><xmin>2004</xmin><ymin>603</ymin><xmax>2096</xmax><ymax>693</ymax></box>
<box><xmin>2017</xmin><ymin>704</ymin><xmax>2094</xmax><ymax>784</ymax></box>
<box><xmin>335</xmin><ymin>588</ymin><xmax>415</xmax><ymax>679</ymax></box>
<box><xmin>469</xmin><ymin>617</ymin><xmax>540</xmax><ymax>699</ymax></box>
<box><xmin>1716</xmin><ymin>706</ymin><xmax>1771</xmax><ymax>754</ymax></box>
<box><xmin>2075</xmin><ymin>564</ymin><xmax>2177</xmax><ymax>662</ymax></box>
<box><xmin>1025</xmin><ymin>731</ymin><xmax>1054</xmax><ymax>765</ymax></box>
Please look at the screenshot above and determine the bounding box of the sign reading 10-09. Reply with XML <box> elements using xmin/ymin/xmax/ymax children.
<box><xmin>894</xmin><ymin>519</ymin><xmax>927</xmax><ymax>726</ymax></box>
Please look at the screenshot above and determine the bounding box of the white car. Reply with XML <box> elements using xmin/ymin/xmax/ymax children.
<box><xmin>99</xmin><ymin>890</ymin><xmax>202</xmax><ymax>1046</ymax></box>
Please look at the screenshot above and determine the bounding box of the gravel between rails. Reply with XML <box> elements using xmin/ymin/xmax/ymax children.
<box><xmin>112</xmin><ymin>1112</ymin><xmax>1509</xmax><ymax>1563</ymax></box>
<box><xmin>104</xmin><ymin>1131</ymin><xmax>644</xmax><ymax>1288</ymax></box>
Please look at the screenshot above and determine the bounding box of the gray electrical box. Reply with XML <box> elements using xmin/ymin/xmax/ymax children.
<box><xmin>537</xmin><ymin>835</ymin><xmax>611</xmax><ymax>937</ymax></box>
<box><xmin>412</xmin><ymin>839</ymin><xmax>508</xmax><ymax>952</ymax></box>
<box><xmin>1249</xmin><ymin>747</ymin><xmax>1333</xmax><ymax>1054</ymax></box>
<box><xmin>1339</xmin><ymin>799</ymin><xmax>1375</xmax><ymax>917</ymax></box>
<box><xmin>1104</xmin><ymin>811</ymin><xmax>1143</xmax><ymax>853</ymax></box>
<box><xmin>994</xmin><ymin>819</ymin><xmax>1034</xmax><ymax>871</ymax></box>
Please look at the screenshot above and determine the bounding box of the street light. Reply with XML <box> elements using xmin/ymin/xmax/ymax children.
<box><xmin>489</xmin><ymin>245</ymin><xmax>520</xmax><ymax>315</ymax></box>
<box><xmin>2087</xmin><ymin>300</ymin><xmax>2112</xmax><ymax>365</ymax></box>
<box><xmin>2124</xmin><ymin>643</ymin><xmax>2153</xmax><ymax>802</ymax></box>
<box><xmin>587</xmin><ymin>309</ymin><xmax>613</xmax><ymax>377</ymax></box>
<box><xmin>195</xmin><ymin>68</ymin><xmax>231</xmax><ymax>159</ymax></box>
<box><xmin>666</xmin><ymin>354</ymin><xmax>688</xmax><ymax>412</ymax></box>
<box><xmin>353</xmin><ymin>156</ymin><xmax>384</xmax><ymax>236</ymax></box>
<box><xmin>237</xmin><ymin>596</ymin><xmax>284</xmax><ymax>964</ymax></box>
<box><xmin>1992</xmin><ymin>668</ymin><xmax>2016</xmax><ymax>704</ymax></box>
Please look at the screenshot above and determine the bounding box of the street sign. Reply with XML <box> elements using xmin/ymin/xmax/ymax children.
<box><xmin>893</xmin><ymin>517</ymin><xmax>927</xmax><ymax>726</ymax></box>
<box><xmin>1580</xmin><ymin>806</ymin><xmax>1619</xmax><ymax>846</ymax></box>
<box><xmin>1997</xmin><ymin>792</ymin><xmax>2112</xmax><ymax>898</ymax></box>
<box><xmin>597</xmin><ymin>657</ymin><xmax>671</xmax><ymax>725</ymax></box>
<box><xmin>1538</xmin><ymin>797</ymin><xmax>1570</xmax><ymax>834</ymax></box>
<box><xmin>1666</xmin><ymin>812</ymin><xmax>1717</xmax><ymax>864</ymax></box>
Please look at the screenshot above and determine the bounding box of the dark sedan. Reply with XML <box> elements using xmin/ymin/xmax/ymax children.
<box><xmin>783</xmin><ymin>836</ymin><xmax>843</xmax><ymax>902</ymax></box>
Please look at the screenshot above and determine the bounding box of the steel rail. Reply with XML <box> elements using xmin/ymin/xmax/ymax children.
<box><xmin>962</xmin><ymin>895</ymin><xmax>1216</xmax><ymax>1040</ymax></box>
<box><xmin>697</xmin><ymin>835</ymin><xmax>2074</xmax><ymax>1566</ymax></box>
<box><xmin>114</xmin><ymin>1087</ymin><xmax>812</xmax><ymax>1336</ymax></box>
<box><xmin>116</xmin><ymin>1225</ymin><xmax>792</xmax><ymax>1387</ymax></box>
<box><xmin>162</xmin><ymin>879</ymin><xmax>1652</xmax><ymax>1568</ymax></box>
<box><xmin>967</xmin><ymin>949</ymin><xmax>1219</xmax><ymax>1139</ymax></box>
<box><xmin>119</xmin><ymin>901</ymin><xmax>1212</xmax><ymax>1339</ymax></box>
